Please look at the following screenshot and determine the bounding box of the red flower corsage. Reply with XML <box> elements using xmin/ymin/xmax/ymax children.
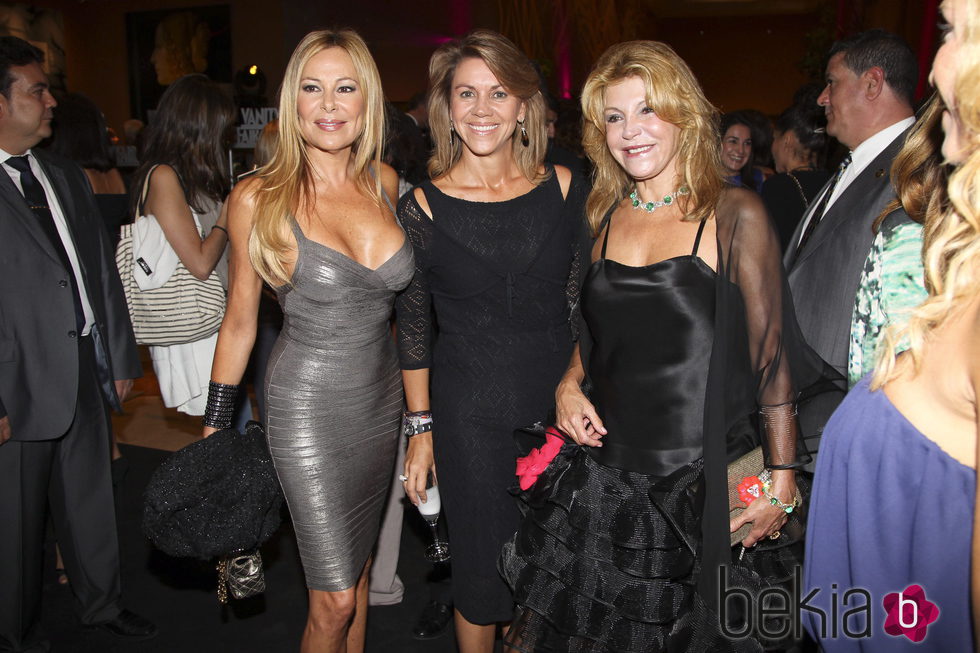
<box><xmin>515</xmin><ymin>426</ymin><xmax>565</xmax><ymax>490</ymax></box>
<box><xmin>737</xmin><ymin>475</ymin><xmax>763</xmax><ymax>505</ymax></box>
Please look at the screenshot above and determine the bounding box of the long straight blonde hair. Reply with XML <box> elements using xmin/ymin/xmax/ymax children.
<box><xmin>872</xmin><ymin>0</ymin><xmax>980</xmax><ymax>386</ymax></box>
<box><xmin>580</xmin><ymin>41</ymin><xmax>724</xmax><ymax>234</ymax></box>
<box><xmin>248</xmin><ymin>29</ymin><xmax>386</xmax><ymax>287</ymax></box>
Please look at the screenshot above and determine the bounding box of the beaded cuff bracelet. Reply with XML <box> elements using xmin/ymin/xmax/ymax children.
<box><xmin>202</xmin><ymin>381</ymin><xmax>239</xmax><ymax>429</ymax></box>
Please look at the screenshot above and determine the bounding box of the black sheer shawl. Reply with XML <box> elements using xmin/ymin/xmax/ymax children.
<box><xmin>700</xmin><ymin>187</ymin><xmax>843</xmax><ymax>605</ymax></box>
<box><xmin>579</xmin><ymin>187</ymin><xmax>844</xmax><ymax>607</ymax></box>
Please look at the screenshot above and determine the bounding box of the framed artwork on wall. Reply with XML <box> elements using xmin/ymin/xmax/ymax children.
<box><xmin>126</xmin><ymin>5</ymin><xmax>232</xmax><ymax>122</ymax></box>
<box><xmin>0</xmin><ymin>4</ymin><xmax>66</xmax><ymax>91</ymax></box>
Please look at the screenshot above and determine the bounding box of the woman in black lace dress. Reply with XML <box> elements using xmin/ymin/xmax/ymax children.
<box><xmin>395</xmin><ymin>29</ymin><xmax>586</xmax><ymax>653</ymax></box>
<box><xmin>500</xmin><ymin>41</ymin><xmax>840</xmax><ymax>652</ymax></box>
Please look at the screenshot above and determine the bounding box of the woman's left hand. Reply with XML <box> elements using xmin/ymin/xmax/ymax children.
<box><xmin>729</xmin><ymin>469</ymin><xmax>796</xmax><ymax>548</ymax></box>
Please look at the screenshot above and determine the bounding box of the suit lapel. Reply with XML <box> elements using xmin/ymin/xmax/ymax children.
<box><xmin>789</xmin><ymin>130</ymin><xmax>907</xmax><ymax>270</ymax></box>
<box><xmin>0</xmin><ymin>164</ymin><xmax>62</xmax><ymax>265</ymax></box>
<box><xmin>34</xmin><ymin>152</ymin><xmax>97</xmax><ymax>293</ymax></box>
<box><xmin>36</xmin><ymin>154</ymin><xmax>82</xmax><ymax>249</ymax></box>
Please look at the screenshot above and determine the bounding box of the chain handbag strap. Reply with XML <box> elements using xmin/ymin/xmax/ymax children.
<box><xmin>786</xmin><ymin>172</ymin><xmax>809</xmax><ymax>208</ymax></box>
<box><xmin>216</xmin><ymin>557</ymin><xmax>229</xmax><ymax>603</ymax></box>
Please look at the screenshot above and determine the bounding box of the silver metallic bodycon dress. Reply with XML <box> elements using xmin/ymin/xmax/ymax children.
<box><xmin>264</xmin><ymin>219</ymin><xmax>413</xmax><ymax>591</ymax></box>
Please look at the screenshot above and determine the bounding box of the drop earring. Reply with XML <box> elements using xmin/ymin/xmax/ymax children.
<box><xmin>518</xmin><ymin>119</ymin><xmax>529</xmax><ymax>147</ymax></box>
<box><xmin>450</xmin><ymin>121</ymin><xmax>456</xmax><ymax>147</ymax></box>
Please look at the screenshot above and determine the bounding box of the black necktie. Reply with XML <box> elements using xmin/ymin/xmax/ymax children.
<box><xmin>7</xmin><ymin>155</ymin><xmax>86</xmax><ymax>332</ymax></box>
<box><xmin>795</xmin><ymin>153</ymin><xmax>852</xmax><ymax>257</ymax></box>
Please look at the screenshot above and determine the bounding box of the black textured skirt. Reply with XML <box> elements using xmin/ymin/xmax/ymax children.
<box><xmin>499</xmin><ymin>444</ymin><xmax>806</xmax><ymax>652</ymax></box>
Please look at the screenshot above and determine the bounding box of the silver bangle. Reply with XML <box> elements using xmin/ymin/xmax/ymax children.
<box><xmin>402</xmin><ymin>410</ymin><xmax>432</xmax><ymax>438</ymax></box>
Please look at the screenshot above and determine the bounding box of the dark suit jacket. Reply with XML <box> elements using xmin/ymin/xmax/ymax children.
<box><xmin>0</xmin><ymin>149</ymin><xmax>140</xmax><ymax>441</ymax></box>
<box><xmin>784</xmin><ymin>129</ymin><xmax>913</xmax><ymax>377</ymax></box>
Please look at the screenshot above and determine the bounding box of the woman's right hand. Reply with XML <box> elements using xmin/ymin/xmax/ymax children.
<box><xmin>202</xmin><ymin>426</ymin><xmax>218</xmax><ymax>439</ymax></box>
<box><xmin>556</xmin><ymin>378</ymin><xmax>606</xmax><ymax>447</ymax></box>
<box><xmin>403</xmin><ymin>432</ymin><xmax>435</xmax><ymax>506</ymax></box>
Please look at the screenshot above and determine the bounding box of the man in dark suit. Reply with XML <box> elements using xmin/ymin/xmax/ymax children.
<box><xmin>0</xmin><ymin>37</ymin><xmax>156</xmax><ymax>652</ymax></box>
<box><xmin>784</xmin><ymin>29</ymin><xmax>917</xmax><ymax>450</ymax></box>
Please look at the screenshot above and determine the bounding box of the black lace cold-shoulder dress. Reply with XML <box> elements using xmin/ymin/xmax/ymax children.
<box><xmin>395</xmin><ymin>168</ymin><xmax>586</xmax><ymax>623</ymax></box>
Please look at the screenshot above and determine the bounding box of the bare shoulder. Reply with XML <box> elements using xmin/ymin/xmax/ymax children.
<box><xmin>146</xmin><ymin>163</ymin><xmax>180</xmax><ymax>190</ymax></box>
<box><xmin>229</xmin><ymin>175</ymin><xmax>262</xmax><ymax>209</ymax></box>
<box><xmin>227</xmin><ymin>175</ymin><xmax>263</xmax><ymax>226</ymax></box>
<box><xmin>142</xmin><ymin>164</ymin><xmax>188</xmax><ymax>216</ymax></box>
<box><xmin>378</xmin><ymin>162</ymin><xmax>400</xmax><ymax>206</ymax></box>
<box><xmin>552</xmin><ymin>164</ymin><xmax>572</xmax><ymax>199</ymax></box>
<box><xmin>968</xmin><ymin>300</ymin><xmax>980</xmax><ymax>382</ymax></box>
<box><xmin>412</xmin><ymin>185</ymin><xmax>433</xmax><ymax>220</ymax></box>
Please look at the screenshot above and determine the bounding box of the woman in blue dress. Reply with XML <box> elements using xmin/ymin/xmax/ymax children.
<box><xmin>804</xmin><ymin>1</ymin><xmax>979</xmax><ymax>649</ymax></box>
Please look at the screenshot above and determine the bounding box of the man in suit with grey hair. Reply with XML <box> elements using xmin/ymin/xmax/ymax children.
<box><xmin>785</xmin><ymin>29</ymin><xmax>917</xmax><ymax>452</ymax></box>
<box><xmin>0</xmin><ymin>36</ymin><xmax>155</xmax><ymax>651</ymax></box>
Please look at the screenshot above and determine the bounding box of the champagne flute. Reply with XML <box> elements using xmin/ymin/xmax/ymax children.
<box><xmin>417</xmin><ymin>472</ymin><xmax>450</xmax><ymax>563</ymax></box>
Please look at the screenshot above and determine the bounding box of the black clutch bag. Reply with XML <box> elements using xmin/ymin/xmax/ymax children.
<box><xmin>142</xmin><ymin>421</ymin><xmax>283</xmax><ymax>560</ymax></box>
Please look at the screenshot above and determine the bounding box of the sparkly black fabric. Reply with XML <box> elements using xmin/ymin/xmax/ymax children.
<box><xmin>142</xmin><ymin>421</ymin><xmax>283</xmax><ymax>559</ymax></box>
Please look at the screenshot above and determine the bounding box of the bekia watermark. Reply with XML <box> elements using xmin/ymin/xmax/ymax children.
<box><xmin>718</xmin><ymin>567</ymin><xmax>940</xmax><ymax>643</ymax></box>
<box><xmin>882</xmin><ymin>584</ymin><xmax>939</xmax><ymax>642</ymax></box>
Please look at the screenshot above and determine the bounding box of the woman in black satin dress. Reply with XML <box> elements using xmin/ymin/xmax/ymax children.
<box><xmin>501</xmin><ymin>41</ymin><xmax>837</xmax><ymax>652</ymax></box>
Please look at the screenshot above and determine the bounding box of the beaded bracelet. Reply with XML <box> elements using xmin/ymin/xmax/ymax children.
<box><xmin>402</xmin><ymin>410</ymin><xmax>432</xmax><ymax>438</ymax></box>
<box><xmin>759</xmin><ymin>469</ymin><xmax>801</xmax><ymax>514</ymax></box>
<box><xmin>202</xmin><ymin>381</ymin><xmax>239</xmax><ymax>429</ymax></box>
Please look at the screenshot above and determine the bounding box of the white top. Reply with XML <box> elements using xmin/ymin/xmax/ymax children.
<box><xmin>150</xmin><ymin>332</ymin><xmax>218</xmax><ymax>415</ymax></box>
<box><xmin>144</xmin><ymin>207</ymin><xmax>220</xmax><ymax>415</ymax></box>
<box><xmin>796</xmin><ymin>117</ymin><xmax>916</xmax><ymax>247</ymax></box>
<box><xmin>1</xmin><ymin>148</ymin><xmax>96</xmax><ymax>334</ymax></box>
<box><xmin>134</xmin><ymin>185</ymin><xmax>223</xmax><ymax>416</ymax></box>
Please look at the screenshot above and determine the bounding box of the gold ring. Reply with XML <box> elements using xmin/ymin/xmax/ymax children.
<box><xmin>769</xmin><ymin>531</ymin><xmax>781</xmax><ymax>540</ymax></box>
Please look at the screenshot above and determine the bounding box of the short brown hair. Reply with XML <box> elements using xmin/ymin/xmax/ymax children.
<box><xmin>426</xmin><ymin>29</ymin><xmax>547</xmax><ymax>183</ymax></box>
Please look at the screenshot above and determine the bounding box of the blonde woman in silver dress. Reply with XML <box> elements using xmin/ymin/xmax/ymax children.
<box><xmin>202</xmin><ymin>30</ymin><xmax>411</xmax><ymax>653</ymax></box>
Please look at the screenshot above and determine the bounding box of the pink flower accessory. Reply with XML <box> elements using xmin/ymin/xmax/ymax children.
<box><xmin>737</xmin><ymin>475</ymin><xmax>763</xmax><ymax>505</ymax></box>
<box><xmin>515</xmin><ymin>427</ymin><xmax>566</xmax><ymax>490</ymax></box>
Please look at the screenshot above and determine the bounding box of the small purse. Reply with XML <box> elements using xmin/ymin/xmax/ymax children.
<box><xmin>216</xmin><ymin>549</ymin><xmax>265</xmax><ymax>603</ymax></box>
<box><xmin>727</xmin><ymin>446</ymin><xmax>765</xmax><ymax>546</ymax></box>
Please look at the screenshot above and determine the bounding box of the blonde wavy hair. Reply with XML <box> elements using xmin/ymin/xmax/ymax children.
<box><xmin>872</xmin><ymin>0</ymin><xmax>980</xmax><ymax>386</ymax></box>
<box><xmin>580</xmin><ymin>41</ymin><xmax>724</xmax><ymax>234</ymax></box>
<box><xmin>249</xmin><ymin>29</ymin><xmax>386</xmax><ymax>287</ymax></box>
<box><xmin>426</xmin><ymin>29</ymin><xmax>548</xmax><ymax>184</ymax></box>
